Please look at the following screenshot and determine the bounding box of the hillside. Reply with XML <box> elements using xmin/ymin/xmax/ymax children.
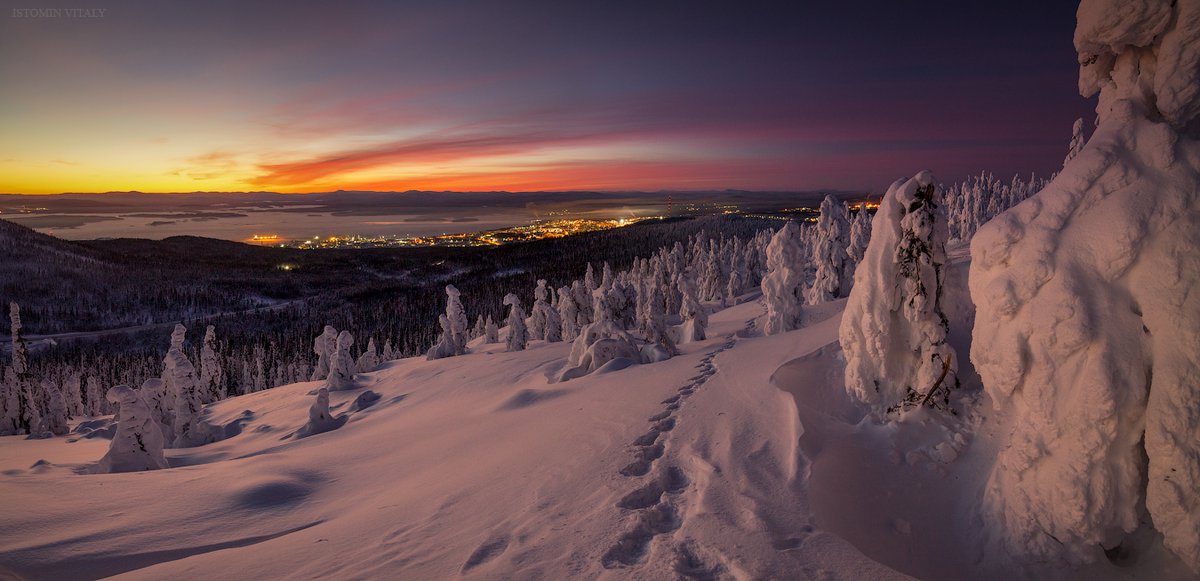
<box><xmin>1</xmin><ymin>254</ymin><xmax>1191</xmax><ymax>579</ymax></box>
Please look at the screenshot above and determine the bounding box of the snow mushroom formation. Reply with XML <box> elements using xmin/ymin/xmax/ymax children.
<box><xmin>840</xmin><ymin>171</ymin><xmax>957</xmax><ymax>417</ymax></box>
<box><xmin>970</xmin><ymin>0</ymin><xmax>1200</xmax><ymax>570</ymax></box>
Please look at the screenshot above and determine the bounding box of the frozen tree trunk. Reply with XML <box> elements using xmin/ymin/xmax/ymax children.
<box><xmin>8</xmin><ymin>302</ymin><xmax>31</xmax><ymax>434</ymax></box>
<box><xmin>139</xmin><ymin>377</ymin><xmax>173</xmax><ymax>441</ymax></box>
<box><xmin>970</xmin><ymin>1</ymin><xmax>1200</xmax><ymax>571</ymax></box>
<box><xmin>839</xmin><ymin>171</ymin><xmax>957</xmax><ymax>417</ymax></box>
<box><xmin>761</xmin><ymin>222</ymin><xmax>804</xmax><ymax>335</ymax></box>
<box><xmin>326</xmin><ymin>331</ymin><xmax>357</xmax><ymax>391</ymax></box>
<box><xmin>503</xmin><ymin>294</ymin><xmax>528</xmax><ymax>352</ymax></box>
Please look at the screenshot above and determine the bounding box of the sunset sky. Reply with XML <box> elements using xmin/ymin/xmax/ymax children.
<box><xmin>0</xmin><ymin>0</ymin><xmax>1091</xmax><ymax>194</ymax></box>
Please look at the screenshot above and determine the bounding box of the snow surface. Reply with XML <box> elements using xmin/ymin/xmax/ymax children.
<box><xmin>2</xmin><ymin>267</ymin><xmax>1194</xmax><ymax>579</ymax></box>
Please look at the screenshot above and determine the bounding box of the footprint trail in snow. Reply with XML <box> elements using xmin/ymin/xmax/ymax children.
<box><xmin>602</xmin><ymin>311</ymin><xmax>759</xmax><ymax>571</ymax></box>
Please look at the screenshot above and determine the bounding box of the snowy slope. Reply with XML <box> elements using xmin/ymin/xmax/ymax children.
<box><xmin>0</xmin><ymin>297</ymin><xmax>895</xmax><ymax>580</ymax></box>
<box><xmin>3</xmin><ymin>255</ymin><xmax>1195</xmax><ymax>580</ymax></box>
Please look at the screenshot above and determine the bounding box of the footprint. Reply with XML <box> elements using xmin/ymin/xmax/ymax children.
<box><xmin>462</xmin><ymin>535</ymin><xmax>510</xmax><ymax>572</ymax></box>
<box><xmin>617</xmin><ymin>481</ymin><xmax>664</xmax><ymax>509</ymax></box>
<box><xmin>662</xmin><ymin>395</ymin><xmax>681</xmax><ymax>405</ymax></box>
<box><xmin>602</xmin><ymin>527</ymin><xmax>653</xmax><ymax>567</ymax></box>
<box><xmin>648</xmin><ymin>411</ymin><xmax>671</xmax><ymax>422</ymax></box>
<box><xmin>673</xmin><ymin>542</ymin><xmax>725</xmax><ymax>580</ymax></box>
<box><xmin>620</xmin><ymin>443</ymin><xmax>665</xmax><ymax>477</ymax></box>
<box><xmin>633</xmin><ymin>429</ymin><xmax>660</xmax><ymax>447</ymax></box>
<box><xmin>659</xmin><ymin>465</ymin><xmax>689</xmax><ymax>493</ymax></box>
<box><xmin>654</xmin><ymin>417</ymin><xmax>676</xmax><ymax>432</ymax></box>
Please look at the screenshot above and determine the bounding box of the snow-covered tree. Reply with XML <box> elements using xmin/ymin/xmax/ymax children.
<box><xmin>484</xmin><ymin>315</ymin><xmax>499</xmax><ymax>344</ymax></box>
<box><xmin>970</xmin><ymin>2</ymin><xmax>1200</xmax><ymax>571</ymax></box>
<box><xmin>502</xmin><ymin>293</ymin><xmax>527</xmax><ymax>352</ymax></box>
<box><xmin>160</xmin><ymin>324</ymin><xmax>188</xmax><ymax>413</ymax></box>
<box><xmin>357</xmin><ymin>337</ymin><xmax>380</xmax><ymax>372</ymax></box>
<box><xmin>40</xmin><ymin>380</ymin><xmax>69</xmax><ymax>436</ymax></box>
<box><xmin>7</xmin><ymin>302</ymin><xmax>30</xmax><ymax>434</ymax></box>
<box><xmin>529</xmin><ymin>280</ymin><xmax>550</xmax><ymax>339</ymax></box>
<box><xmin>471</xmin><ymin>315</ymin><xmax>486</xmax><ymax>341</ymax></box>
<box><xmin>97</xmin><ymin>385</ymin><xmax>168</xmax><ymax>473</ymax></box>
<box><xmin>762</xmin><ymin>222</ymin><xmax>805</xmax><ymax>335</ymax></box>
<box><xmin>678</xmin><ymin>278</ymin><xmax>708</xmax><ymax>343</ymax></box>
<box><xmin>63</xmin><ymin>374</ymin><xmax>84</xmax><ymax>418</ymax></box>
<box><xmin>297</xmin><ymin>387</ymin><xmax>346</xmax><ymax>438</ymax></box>
<box><xmin>807</xmin><ymin>194</ymin><xmax>852</xmax><ymax>304</ymax></box>
<box><xmin>310</xmin><ymin>325</ymin><xmax>338</xmax><ymax>381</ymax></box>
<box><xmin>840</xmin><ymin>171</ymin><xmax>957</xmax><ymax>417</ymax></box>
<box><xmin>846</xmin><ymin>206</ymin><xmax>873</xmax><ymax>284</ymax></box>
<box><xmin>1063</xmin><ymin>117</ymin><xmax>1086</xmax><ymax>168</ymax></box>
<box><xmin>199</xmin><ymin>325</ymin><xmax>225</xmax><ymax>403</ymax></box>
<box><xmin>557</xmin><ymin>286</ymin><xmax>580</xmax><ymax>341</ymax></box>
<box><xmin>1</xmin><ymin>370</ymin><xmax>21</xmax><ymax>434</ymax></box>
<box><xmin>139</xmin><ymin>377</ymin><xmax>172</xmax><ymax>440</ymax></box>
<box><xmin>326</xmin><ymin>331</ymin><xmax>356</xmax><ymax>391</ymax></box>
<box><xmin>540</xmin><ymin>294</ymin><xmax>563</xmax><ymax>343</ymax></box>
<box><xmin>427</xmin><ymin>285</ymin><xmax>469</xmax><ymax>359</ymax></box>
<box><xmin>85</xmin><ymin>376</ymin><xmax>104</xmax><ymax>416</ymax></box>
<box><xmin>166</xmin><ymin>348</ymin><xmax>209</xmax><ymax>448</ymax></box>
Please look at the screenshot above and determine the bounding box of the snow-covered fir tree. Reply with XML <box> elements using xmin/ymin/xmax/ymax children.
<box><xmin>39</xmin><ymin>380</ymin><xmax>69</xmax><ymax>436</ymax></box>
<box><xmin>311</xmin><ymin>325</ymin><xmax>338</xmax><ymax>381</ymax></box>
<box><xmin>326</xmin><ymin>331</ymin><xmax>356</xmax><ymax>391</ymax></box>
<box><xmin>427</xmin><ymin>285</ymin><xmax>469</xmax><ymax>360</ymax></box>
<box><xmin>807</xmin><ymin>194</ymin><xmax>852</xmax><ymax>304</ymax></box>
<box><xmin>557</xmin><ymin>286</ymin><xmax>580</xmax><ymax>341</ymax></box>
<box><xmin>357</xmin><ymin>337</ymin><xmax>379</xmax><ymax>372</ymax></box>
<box><xmin>840</xmin><ymin>170</ymin><xmax>957</xmax><ymax>417</ymax></box>
<box><xmin>971</xmin><ymin>2</ymin><xmax>1200</xmax><ymax>570</ymax></box>
<box><xmin>762</xmin><ymin>221</ymin><xmax>805</xmax><ymax>335</ymax></box>
<box><xmin>199</xmin><ymin>325</ymin><xmax>225</xmax><ymax>403</ymax></box>
<box><xmin>502</xmin><ymin>293</ymin><xmax>527</xmax><ymax>352</ymax></box>
<box><xmin>167</xmin><ymin>348</ymin><xmax>209</xmax><ymax>448</ymax></box>
<box><xmin>63</xmin><ymin>374</ymin><xmax>84</xmax><ymax>418</ymax></box>
<box><xmin>97</xmin><ymin>385</ymin><xmax>168</xmax><ymax>473</ymax></box>
<box><xmin>484</xmin><ymin>315</ymin><xmax>499</xmax><ymax>344</ymax></box>
<box><xmin>846</xmin><ymin>206</ymin><xmax>873</xmax><ymax>284</ymax></box>
<box><xmin>85</xmin><ymin>376</ymin><xmax>105</xmax><ymax>416</ymax></box>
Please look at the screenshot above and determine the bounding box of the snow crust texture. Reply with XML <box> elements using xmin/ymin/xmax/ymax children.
<box><xmin>972</xmin><ymin>0</ymin><xmax>1200</xmax><ymax>570</ymax></box>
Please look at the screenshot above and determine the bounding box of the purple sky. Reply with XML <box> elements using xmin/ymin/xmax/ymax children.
<box><xmin>0</xmin><ymin>0</ymin><xmax>1093</xmax><ymax>194</ymax></box>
